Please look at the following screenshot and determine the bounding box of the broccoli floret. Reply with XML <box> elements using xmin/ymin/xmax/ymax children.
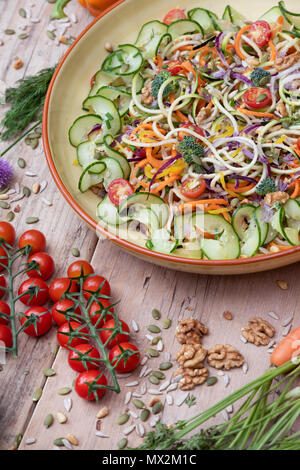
<box><xmin>151</xmin><ymin>71</ymin><xmax>174</xmax><ymax>99</ymax></box>
<box><xmin>178</xmin><ymin>135</ymin><xmax>205</xmax><ymax>166</ymax></box>
<box><xmin>255</xmin><ymin>177</ymin><xmax>278</xmax><ymax>195</ymax></box>
<box><xmin>250</xmin><ymin>68</ymin><xmax>271</xmax><ymax>87</ymax></box>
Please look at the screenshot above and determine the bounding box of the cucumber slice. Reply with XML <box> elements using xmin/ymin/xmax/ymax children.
<box><xmin>103</xmin><ymin>135</ymin><xmax>131</xmax><ymax>180</ymax></box>
<box><xmin>119</xmin><ymin>192</ymin><xmax>169</xmax><ymax>228</ymax></box>
<box><xmin>100</xmin><ymin>157</ymin><xmax>124</xmax><ymax>189</ymax></box>
<box><xmin>191</xmin><ymin>213</ymin><xmax>240</xmax><ymax>260</ymax></box>
<box><xmin>69</xmin><ymin>115</ymin><xmax>102</xmax><ymax>147</ymax></box>
<box><xmin>82</xmin><ymin>95</ymin><xmax>121</xmax><ymax>143</ymax></box>
<box><xmin>97</xmin><ymin>86</ymin><xmax>131</xmax><ymax>117</ymax></box>
<box><xmin>130</xmin><ymin>207</ymin><xmax>159</xmax><ymax>234</ymax></box>
<box><xmin>222</xmin><ymin>5</ymin><xmax>246</xmax><ymax>24</ymax></box>
<box><xmin>279</xmin><ymin>1</ymin><xmax>300</xmax><ymax>29</ymax></box>
<box><xmin>173</xmin><ymin>240</ymin><xmax>202</xmax><ymax>259</ymax></box>
<box><xmin>146</xmin><ymin>228</ymin><xmax>178</xmax><ymax>254</ymax></box>
<box><xmin>97</xmin><ymin>194</ymin><xmax>129</xmax><ymax>226</ymax></box>
<box><xmin>284</xmin><ymin>198</ymin><xmax>300</xmax><ymax>220</ymax></box>
<box><xmin>173</xmin><ymin>214</ymin><xmax>192</xmax><ymax>243</ymax></box>
<box><xmin>232</xmin><ymin>205</ymin><xmax>261</xmax><ymax>257</ymax></box>
<box><xmin>167</xmin><ymin>19</ymin><xmax>203</xmax><ymax>40</ymax></box>
<box><xmin>255</xmin><ymin>206</ymin><xmax>270</xmax><ymax>245</ymax></box>
<box><xmin>135</xmin><ymin>20</ymin><xmax>168</xmax><ymax>59</ymax></box>
<box><xmin>271</xmin><ymin>207</ymin><xmax>299</xmax><ymax>246</ymax></box>
<box><xmin>90</xmin><ymin>70</ymin><xmax>143</xmax><ymax>95</ymax></box>
<box><xmin>77</xmin><ymin>140</ymin><xmax>106</xmax><ymax>167</ymax></box>
<box><xmin>78</xmin><ymin>161</ymin><xmax>107</xmax><ymax>193</ymax></box>
<box><xmin>188</xmin><ymin>8</ymin><xmax>218</xmax><ymax>34</ymax></box>
<box><xmin>102</xmin><ymin>44</ymin><xmax>143</xmax><ymax>76</ymax></box>
<box><xmin>259</xmin><ymin>6</ymin><xmax>288</xmax><ymax>28</ymax></box>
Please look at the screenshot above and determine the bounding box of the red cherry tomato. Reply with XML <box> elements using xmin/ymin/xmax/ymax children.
<box><xmin>20</xmin><ymin>306</ymin><xmax>52</xmax><ymax>337</ymax></box>
<box><xmin>0</xmin><ymin>324</ymin><xmax>12</xmax><ymax>348</ymax></box>
<box><xmin>99</xmin><ymin>318</ymin><xmax>130</xmax><ymax>349</ymax></box>
<box><xmin>181</xmin><ymin>177</ymin><xmax>206</xmax><ymax>199</ymax></box>
<box><xmin>107</xmin><ymin>178</ymin><xmax>134</xmax><ymax>206</ymax></box>
<box><xmin>0</xmin><ymin>275</ymin><xmax>6</xmax><ymax>299</ymax></box>
<box><xmin>82</xmin><ymin>275</ymin><xmax>110</xmax><ymax>300</ymax></box>
<box><xmin>0</xmin><ymin>222</ymin><xmax>15</xmax><ymax>246</ymax></box>
<box><xmin>0</xmin><ymin>300</ymin><xmax>10</xmax><ymax>325</ymax></box>
<box><xmin>109</xmin><ymin>342</ymin><xmax>140</xmax><ymax>373</ymax></box>
<box><xmin>68</xmin><ymin>343</ymin><xmax>101</xmax><ymax>372</ymax></box>
<box><xmin>249</xmin><ymin>21</ymin><xmax>271</xmax><ymax>47</ymax></box>
<box><xmin>19</xmin><ymin>230</ymin><xmax>46</xmax><ymax>254</ymax></box>
<box><xmin>88</xmin><ymin>299</ymin><xmax>115</xmax><ymax>327</ymax></box>
<box><xmin>163</xmin><ymin>8</ymin><xmax>186</xmax><ymax>25</ymax></box>
<box><xmin>27</xmin><ymin>252</ymin><xmax>55</xmax><ymax>280</ymax></box>
<box><xmin>57</xmin><ymin>321</ymin><xmax>88</xmax><ymax>349</ymax></box>
<box><xmin>67</xmin><ymin>260</ymin><xmax>94</xmax><ymax>279</ymax></box>
<box><xmin>0</xmin><ymin>246</ymin><xmax>8</xmax><ymax>271</ymax></box>
<box><xmin>52</xmin><ymin>299</ymin><xmax>81</xmax><ymax>327</ymax></box>
<box><xmin>243</xmin><ymin>87</ymin><xmax>272</xmax><ymax>109</ymax></box>
<box><xmin>49</xmin><ymin>277</ymin><xmax>78</xmax><ymax>303</ymax></box>
<box><xmin>75</xmin><ymin>369</ymin><xmax>107</xmax><ymax>401</ymax></box>
<box><xmin>178</xmin><ymin>123</ymin><xmax>204</xmax><ymax>141</ymax></box>
<box><xmin>18</xmin><ymin>278</ymin><xmax>49</xmax><ymax>306</ymax></box>
<box><xmin>165</xmin><ymin>61</ymin><xmax>182</xmax><ymax>75</ymax></box>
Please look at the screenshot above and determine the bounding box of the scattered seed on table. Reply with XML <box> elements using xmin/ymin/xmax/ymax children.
<box><xmin>41</xmin><ymin>198</ymin><xmax>52</xmax><ymax>206</ymax></box>
<box><xmin>118</xmin><ymin>413</ymin><xmax>130</xmax><ymax>425</ymax></box>
<box><xmin>223</xmin><ymin>310</ymin><xmax>233</xmax><ymax>320</ymax></box>
<box><xmin>39</xmin><ymin>180</ymin><xmax>48</xmax><ymax>192</ymax></box>
<box><xmin>150</xmin><ymin>416</ymin><xmax>160</xmax><ymax>427</ymax></box>
<box><xmin>19</xmin><ymin>7</ymin><xmax>26</xmax><ymax>17</ymax></box>
<box><xmin>240</xmin><ymin>335</ymin><xmax>247</xmax><ymax>344</ymax></box>
<box><xmin>30</xmin><ymin>138</ymin><xmax>39</xmax><ymax>149</ymax></box>
<box><xmin>164</xmin><ymin>352</ymin><xmax>171</xmax><ymax>361</ymax></box>
<box><xmin>123</xmin><ymin>425</ymin><xmax>135</xmax><ymax>436</ymax></box>
<box><xmin>217</xmin><ymin>371</ymin><xmax>224</xmax><ymax>376</ymax></box>
<box><xmin>152</xmin><ymin>371</ymin><xmax>165</xmax><ymax>380</ymax></box>
<box><xmin>147</xmin><ymin>348</ymin><xmax>159</xmax><ymax>357</ymax></box>
<box><xmin>143</xmin><ymin>367</ymin><xmax>152</xmax><ymax>377</ymax></box>
<box><xmin>282</xmin><ymin>314</ymin><xmax>294</xmax><ymax>327</ymax></box>
<box><xmin>159</xmin><ymin>380</ymin><xmax>170</xmax><ymax>392</ymax></box>
<box><xmin>162</xmin><ymin>318</ymin><xmax>171</xmax><ymax>329</ymax></box>
<box><xmin>0</xmin><ymin>201</ymin><xmax>10</xmax><ymax>209</ymax></box>
<box><xmin>139</xmin><ymin>365</ymin><xmax>147</xmax><ymax>378</ymax></box>
<box><xmin>26</xmin><ymin>217</ymin><xmax>39</xmax><ymax>224</ymax></box>
<box><xmin>172</xmin><ymin>374</ymin><xmax>182</xmax><ymax>383</ymax></box>
<box><xmin>32</xmin><ymin>387</ymin><xmax>42</xmax><ymax>402</ymax></box>
<box><xmin>140</xmin><ymin>408</ymin><xmax>150</xmax><ymax>422</ymax></box>
<box><xmin>277</xmin><ymin>280</ymin><xmax>288</xmax><ymax>290</ymax></box>
<box><xmin>64</xmin><ymin>397</ymin><xmax>72</xmax><ymax>413</ymax></box>
<box><xmin>141</xmin><ymin>356</ymin><xmax>148</xmax><ymax>366</ymax></box>
<box><xmin>145</xmin><ymin>334</ymin><xmax>154</xmax><ymax>342</ymax></box>
<box><xmin>126</xmin><ymin>381</ymin><xmax>139</xmax><ymax>387</ymax></box>
<box><xmin>96</xmin><ymin>431</ymin><xmax>109</xmax><ymax>438</ymax></box>
<box><xmin>17</xmin><ymin>158</ymin><xmax>26</xmax><ymax>168</ymax></box>
<box><xmin>66</xmin><ymin>434</ymin><xmax>78</xmax><ymax>446</ymax></box>
<box><xmin>25</xmin><ymin>171</ymin><xmax>37</xmax><ymax>177</ymax></box>
<box><xmin>152</xmin><ymin>401</ymin><xmax>163</xmax><ymax>414</ymax></box>
<box><xmin>132</xmin><ymin>392</ymin><xmax>142</xmax><ymax>398</ymax></box>
<box><xmin>71</xmin><ymin>247</ymin><xmax>80</xmax><ymax>257</ymax></box>
<box><xmin>206</xmin><ymin>377</ymin><xmax>218</xmax><ymax>386</ymax></box>
<box><xmin>10</xmin><ymin>194</ymin><xmax>25</xmax><ymax>203</ymax></box>
<box><xmin>57</xmin><ymin>412</ymin><xmax>67</xmax><ymax>424</ymax></box>
<box><xmin>226</xmin><ymin>405</ymin><xmax>233</xmax><ymax>414</ymax></box>
<box><xmin>25</xmin><ymin>438</ymin><xmax>36</xmax><ymax>445</ymax></box>
<box><xmin>0</xmin><ymin>194</ymin><xmax>8</xmax><ymax>200</ymax></box>
<box><xmin>166</xmin><ymin>394</ymin><xmax>173</xmax><ymax>405</ymax></box>
<box><xmin>44</xmin><ymin>414</ymin><xmax>54</xmax><ymax>428</ymax></box>
<box><xmin>4</xmin><ymin>29</ymin><xmax>15</xmax><ymax>35</ymax></box>
<box><xmin>129</xmin><ymin>410</ymin><xmax>138</xmax><ymax>419</ymax></box>
<box><xmin>221</xmin><ymin>410</ymin><xmax>229</xmax><ymax>422</ymax></box>
<box><xmin>131</xmin><ymin>319</ymin><xmax>139</xmax><ymax>332</ymax></box>
<box><xmin>151</xmin><ymin>309</ymin><xmax>161</xmax><ymax>320</ymax></box>
<box><xmin>148</xmin><ymin>388</ymin><xmax>163</xmax><ymax>395</ymax></box>
<box><xmin>23</xmin><ymin>186</ymin><xmax>31</xmax><ymax>197</ymax></box>
<box><xmin>151</xmin><ymin>336</ymin><xmax>161</xmax><ymax>345</ymax></box>
<box><xmin>166</xmin><ymin>383</ymin><xmax>178</xmax><ymax>393</ymax></box>
<box><xmin>138</xmin><ymin>423</ymin><xmax>145</xmax><ymax>437</ymax></box>
<box><xmin>242</xmin><ymin>362</ymin><xmax>248</xmax><ymax>374</ymax></box>
<box><xmin>124</xmin><ymin>391</ymin><xmax>132</xmax><ymax>404</ymax></box>
<box><xmin>149</xmin><ymin>375</ymin><xmax>160</xmax><ymax>385</ymax></box>
<box><xmin>147</xmin><ymin>325</ymin><xmax>161</xmax><ymax>334</ymax></box>
<box><xmin>14</xmin><ymin>433</ymin><xmax>22</xmax><ymax>449</ymax></box>
<box><xmin>140</xmin><ymin>382</ymin><xmax>147</xmax><ymax>395</ymax></box>
<box><xmin>176</xmin><ymin>392</ymin><xmax>189</xmax><ymax>406</ymax></box>
<box><xmin>96</xmin><ymin>407</ymin><xmax>108</xmax><ymax>419</ymax></box>
<box><xmin>32</xmin><ymin>183</ymin><xmax>40</xmax><ymax>194</ymax></box>
<box><xmin>62</xmin><ymin>438</ymin><xmax>73</xmax><ymax>450</ymax></box>
<box><xmin>58</xmin><ymin>387</ymin><xmax>72</xmax><ymax>395</ymax></box>
<box><xmin>157</xmin><ymin>340</ymin><xmax>163</xmax><ymax>351</ymax></box>
<box><xmin>268</xmin><ymin>311</ymin><xmax>279</xmax><ymax>320</ymax></box>
<box><xmin>43</xmin><ymin>368</ymin><xmax>56</xmax><ymax>377</ymax></box>
<box><xmin>132</xmin><ymin>398</ymin><xmax>145</xmax><ymax>409</ymax></box>
<box><xmin>282</xmin><ymin>324</ymin><xmax>292</xmax><ymax>336</ymax></box>
<box><xmin>159</xmin><ymin>362</ymin><xmax>173</xmax><ymax>371</ymax></box>
<box><xmin>53</xmin><ymin>438</ymin><xmax>64</xmax><ymax>447</ymax></box>
<box><xmin>118</xmin><ymin>437</ymin><xmax>128</xmax><ymax>449</ymax></box>
<box><xmin>223</xmin><ymin>375</ymin><xmax>230</xmax><ymax>387</ymax></box>
<box><xmin>18</xmin><ymin>33</ymin><xmax>29</xmax><ymax>40</ymax></box>
<box><xmin>6</xmin><ymin>211</ymin><xmax>15</xmax><ymax>222</ymax></box>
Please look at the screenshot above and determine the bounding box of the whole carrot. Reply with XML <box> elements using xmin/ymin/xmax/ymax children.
<box><xmin>270</xmin><ymin>326</ymin><xmax>300</xmax><ymax>366</ymax></box>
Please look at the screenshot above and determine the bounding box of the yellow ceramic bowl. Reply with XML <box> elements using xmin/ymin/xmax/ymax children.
<box><xmin>43</xmin><ymin>0</ymin><xmax>300</xmax><ymax>275</ymax></box>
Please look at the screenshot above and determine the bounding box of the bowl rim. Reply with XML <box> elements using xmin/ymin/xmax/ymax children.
<box><xmin>42</xmin><ymin>0</ymin><xmax>300</xmax><ymax>268</ymax></box>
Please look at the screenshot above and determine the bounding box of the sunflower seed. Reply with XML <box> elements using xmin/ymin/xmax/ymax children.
<box><xmin>282</xmin><ymin>315</ymin><xmax>294</xmax><ymax>327</ymax></box>
<box><xmin>131</xmin><ymin>319</ymin><xmax>139</xmax><ymax>332</ymax></box>
<box><xmin>166</xmin><ymin>383</ymin><xmax>178</xmax><ymax>392</ymax></box>
<box><xmin>124</xmin><ymin>391</ymin><xmax>132</xmax><ymax>404</ymax></box>
<box><xmin>159</xmin><ymin>380</ymin><xmax>170</xmax><ymax>391</ymax></box>
<box><xmin>240</xmin><ymin>335</ymin><xmax>247</xmax><ymax>343</ymax></box>
<box><xmin>150</xmin><ymin>415</ymin><xmax>160</xmax><ymax>427</ymax></box>
<box><xmin>223</xmin><ymin>375</ymin><xmax>230</xmax><ymax>387</ymax></box>
<box><xmin>226</xmin><ymin>405</ymin><xmax>233</xmax><ymax>414</ymax></box>
<box><xmin>138</xmin><ymin>423</ymin><xmax>145</xmax><ymax>436</ymax></box>
<box><xmin>143</xmin><ymin>367</ymin><xmax>152</xmax><ymax>377</ymax></box>
<box><xmin>118</xmin><ymin>413</ymin><xmax>130</xmax><ymax>425</ymax></box>
<box><xmin>25</xmin><ymin>171</ymin><xmax>37</xmax><ymax>177</ymax></box>
<box><xmin>41</xmin><ymin>198</ymin><xmax>52</xmax><ymax>206</ymax></box>
<box><xmin>141</xmin><ymin>356</ymin><xmax>148</xmax><ymax>366</ymax></box>
<box><xmin>282</xmin><ymin>324</ymin><xmax>292</xmax><ymax>336</ymax></box>
<box><xmin>140</xmin><ymin>382</ymin><xmax>147</xmax><ymax>395</ymax></box>
<box><xmin>10</xmin><ymin>194</ymin><xmax>25</xmax><ymax>203</ymax></box>
<box><xmin>171</xmin><ymin>374</ymin><xmax>182</xmax><ymax>383</ymax></box>
<box><xmin>145</xmin><ymin>334</ymin><xmax>154</xmax><ymax>342</ymax></box>
<box><xmin>268</xmin><ymin>311</ymin><xmax>279</xmax><ymax>320</ymax></box>
<box><xmin>242</xmin><ymin>362</ymin><xmax>248</xmax><ymax>374</ymax></box>
<box><xmin>95</xmin><ymin>431</ymin><xmax>109</xmax><ymax>438</ymax></box>
<box><xmin>157</xmin><ymin>340</ymin><xmax>163</xmax><ymax>351</ymax></box>
<box><xmin>123</xmin><ymin>425</ymin><xmax>135</xmax><ymax>436</ymax></box>
<box><xmin>62</xmin><ymin>438</ymin><xmax>73</xmax><ymax>450</ymax></box>
<box><xmin>64</xmin><ymin>397</ymin><xmax>72</xmax><ymax>412</ymax></box>
<box><xmin>221</xmin><ymin>410</ymin><xmax>229</xmax><ymax>422</ymax></box>
<box><xmin>176</xmin><ymin>392</ymin><xmax>189</xmax><ymax>406</ymax></box>
<box><xmin>165</xmin><ymin>352</ymin><xmax>171</xmax><ymax>361</ymax></box>
<box><xmin>148</xmin><ymin>388</ymin><xmax>163</xmax><ymax>395</ymax></box>
<box><xmin>151</xmin><ymin>309</ymin><xmax>161</xmax><ymax>320</ymax></box>
<box><xmin>166</xmin><ymin>394</ymin><xmax>174</xmax><ymax>405</ymax></box>
<box><xmin>39</xmin><ymin>180</ymin><xmax>48</xmax><ymax>192</ymax></box>
<box><xmin>126</xmin><ymin>381</ymin><xmax>139</xmax><ymax>387</ymax></box>
<box><xmin>118</xmin><ymin>438</ymin><xmax>128</xmax><ymax>449</ymax></box>
<box><xmin>25</xmin><ymin>438</ymin><xmax>36</xmax><ymax>445</ymax></box>
<box><xmin>217</xmin><ymin>370</ymin><xmax>224</xmax><ymax>376</ymax></box>
<box><xmin>132</xmin><ymin>392</ymin><xmax>142</xmax><ymax>398</ymax></box>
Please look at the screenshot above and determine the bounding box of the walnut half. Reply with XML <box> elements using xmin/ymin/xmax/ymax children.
<box><xmin>175</xmin><ymin>318</ymin><xmax>208</xmax><ymax>345</ymax></box>
<box><xmin>241</xmin><ymin>317</ymin><xmax>275</xmax><ymax>346</ymax></box>
<box><xmin>176</xmin><ymin>343</ymin><xmax>207</xmax><ymax>369</ymax></box>
<box><xmin>174</xmin><ymin>367</ymin><xmax>209</xmax><ymax>390</ymax></box>
<box><xmin>207</xmin><ymin>344</ymin><xmax>244</xmax><ymax>370</ymax></box>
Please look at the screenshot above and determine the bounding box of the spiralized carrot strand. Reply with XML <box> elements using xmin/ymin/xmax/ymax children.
<box><xmin>151</xmin><ymin>175</ymin><xmax>179</xmax><ymax>194</ymax></box>
<box><xmin>235</xmin><ymin>107</ymin><xmax>277</xmax><ymax>119</ymax></box>
<box><xmin>146</xmin><ymin>147</ymin><xmax>165</xmax><ymax>169</ymax></box>
<box><xmin>234</xmin><ymin>25</ymin><xmax>251</xmax><ymax>60</ymax></box>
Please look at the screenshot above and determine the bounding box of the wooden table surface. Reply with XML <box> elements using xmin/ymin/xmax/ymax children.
<box><xmin>0</xmin><ymin>0</ymin><xmax>299</xmax><ymax>451</ymax></box>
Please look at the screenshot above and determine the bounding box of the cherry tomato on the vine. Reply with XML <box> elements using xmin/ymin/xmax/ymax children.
<box><xmin>243</xmin><ymin>87</ymin><xmax>272</xmax><ymax>109</ymax></box>
<box><xmin>0</xmin><ymin>276</ymin><xmax>6</xmax><ymax>299</ymax></box>
<box><xmin>88</xmin><ymin>299</ymin><xmax>115</xmax><ymax>327</ymax></box>
<box><xmin>20</xmin><ymin>307</ymin><xmax>52</xmax><ymax>337</ymax></box>
<box><xmin>0</xmin><ymin>222</ymin><xmax>15</xmax><ymax>246</ymax></box>
<box><xmin>49</xmin><ymin>277</ymin><xmax>78</xmax><ymax>303</ymax></box>
<box><xmin>99</xmin><ymin>318</ymin><xmax>130</xmax><ymax>349</ymax></box>
<box><xmin>68</xmin><ymin>343</ymin><xmax>101</xmax><ymax>372</ymax></box>
<box><xmin>109</xmin><ymin>342</ymin><xmax>140</xmax><ymax>373</ymax></box>
<box><xmin>0</xmin><ymin>324</ymin><xmax>12</xmax><ymax>348</ymax></box>
<box><xmin>82</xmin><ymin>275</ymin><xmax>110</xmax><ymax>300</ymax></box>
<box><xmin>57</xmin><ymin>321</ymin><xmax>88</xmax><ymax>349</ymax></box>
<box><xmin>0</xmin><ymin>246</ymin><xmax>8</xmax><ymax>271</ymax></box>
<box><xmin>249</xmin><ymin>20</ymin><xmax>271</xmax><ymax>47</ymax></box>
<box><xmin>163</xmin><ymin>9</ymin><xmax>186</xmax><ymax>25</ymax></box>
<box><xmin>27</xmin><ymin>252</ymin><xmax>55</xmax><ymax>280</ymax></box>
<box><xmin>19</xmin><ymin>230</ymin><xmax>46</xmax><ymax>254</ymax></box>
<box><xmin>52</xmin><ymin>299</ymin><xmax>81</xmax><ymax>327</ymax></box>
<box><xmin>107</xmin><ymin>178</ymin><xmax>134</xmax><ymax>206</ymax></box>
<box><xmin>75</xmin><ymin>369</ymin><xmax>107</xmax><ymax>401</ymax></box>
<box><xmin>67</xmin><ymin>260</ymin><xmax>94</xmax><ymax>279</ymax></box>
<box><xmin>18</xmin><ymin>278</ymin><xmax>49</xmax><ymax>306</ymax></box>
<box><xmin>0</xmin><ymin>300</ymin><xmax>10</xmax><ymax>325</ymax></box>
<box><xmin>181</xmin><ymin>177</ymin><xmax>206</xmax><ymax>199</ymax></box>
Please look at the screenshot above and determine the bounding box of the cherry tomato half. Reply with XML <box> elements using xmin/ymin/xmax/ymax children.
<box><xmin>0</xmin><ymin>222</ymin><xmax>15</xmax><ymax>246</ymax></box>
<box><xmin>0</xmin><ymin>300</ymin><xmax>10</xmax><ymax>325</ymax></box>
<box><xmin>0</xmin><ymin>276</ymin><xmax>6</xmax><ymax>299</ymax></box>
<box><xmin>52</xmin><ymin>299</ymin><xmax>81</xmax><ymax>327</ymax></box>
<box><xmin>243</xmin><ymin>87</ymin><xmax>272</xmax><ymax>109</ymax></box>
<box><xmin>27</xmin><ymin>252</ymin><xmax>55</xmax><ymax>280</ymax></box>
<box><xmin>88</xmin><ymin>299</ymin><xmax>115</xmax><ymax>327</ymax></box>
<box><xmin>178</xmin><ymin>123</ymin><xmax>204</xmax><ymax>141</ymax></box>
<box><xmin>181</xmin><ymin>177</ymin><xmax>206</xmax><ymax>199</ymax></box>
<box><xmin>0</xmin><ymin>246</ymin><xmax>8</xmax><ymax>271</ymax></box>
<box><xmin>107</xmin><ymin>178</ymin><xmax>134</xmax><ymax>206</ymax></box>
<box><xmin>0</xmin><ymin>324</ymin><xmax>12</xmax><ymax>348</ymax></box>
<box><xmin>20</xmin><ymin>307</ymin><xmax>52</xmax><ymax>337</ymax></box>
<box><xmin>19</xmin><ymin>230</ymin><xmax>46</xmax><ymax>254</ymax></box>
<box><xmin>163</xmin><ymin>8</ymin><xmax>186</xmax><ymax>25</ymax></box>
<box><xmin>68</xmin><ymin>343</ymin><xmax>101</xmax><ymax>372</ymax></box>
<box><xmin>249</xmin><ymin>21</ymin><xmax>271</xmax><ymax>48</ymax></box>
<box><xmin>67</xmin><ymin>260</ymin><xmax>94</xmax><ymax>279</ymax></box>
<box><xmin>18</xmin><ymin>278</ymin><xmax>49</xmax><ymax>306</ymax></box>
<box><xmin>49</xmin><ymin>277</ymin><xmax>78</xmax><ymax>303</ymax></box>
<box><xmin>99</xmin><ymin>318</ymin><xmax>130</xmax><ymax>349</ymax></box>
<box><xmin>75</xmin><ymin>369</ymin><xmax>107</xmax><ymax>401</ymax></box>
<box><xmin>57</xmin><ymin>321</ymin><xmax>88</xmax><ymax>349</ymax></box>
<box><xmin>109</xmin><ymin>342</ymin><xmax>140</xmax><ymax>373</ymax></box>
<box><xmin>82</xmin><ymin>275</ymin><xmax>111</xmax><ymax>300</ymax></box>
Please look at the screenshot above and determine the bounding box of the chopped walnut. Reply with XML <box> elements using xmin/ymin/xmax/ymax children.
<box><xmin>276</xmin><ymin>101</ymin><xmax>288</xmax><ymax>117</ymax></box>
<box><xmin>195</xmin><ymin>106</ymin><xmax>212</xmax><ymax>125</ymax></box>
<box><xmin>174</xmin><ymin>367</ymin><xmax>209</xmax><ymax>390</ymax></box>
<box><xmin>141</xmin><ymin>82</ymin><xmax>154</xmax><ymax>106</ymax></box>
<box><xmin>175</xmin><ymin>318</ymin><xmax>208</xmax><ymax>345</ymax></box>
<box><xmin>241</xmin><ymin>317</ymin><xmax>275</xmax><ymax>346</ymax></box>
<box><xmin>176</xmin><ymin>343</ymin><xmax>207</xmax><ymax>369</ymax></box>
<box><xmin>90</xmin><ymin>182</ymin><xmax>106</xmax><ymax>198</ymax></box>
<box><xmin>275</xmin><ymin>51</ymin><xmax>300</xmax><ymax>71</ymax></box>
<box><xmin>207</xmin><ymin>344</ymin><xmax>244</xmax><ymax>370</ymax></box>
<box><xmin>264</xmin><ymin>191</ymin><xmax>289</xmax><ymax>207</ymax></box>
<box><xmin>223</xmin><ymin>310</ymin><xmax>233</xmax><ymax>321</ymax></box>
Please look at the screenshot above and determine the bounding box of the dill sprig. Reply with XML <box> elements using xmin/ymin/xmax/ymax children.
<box><xmin>1</xmin><ymin>66</ymin><xmax>56</xmax><ymax>141</ymax></box>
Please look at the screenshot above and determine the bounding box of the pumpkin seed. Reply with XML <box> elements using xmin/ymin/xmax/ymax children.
<box><xmin>44</xmin><ymin>414</ymin><xmax>54</xmax><ymax>428</ymax></box>
<box><xmin>23</xmin><ymin>186</ymin><xmax>31</xmax><ymax>197</ymax></box>
<box><xmin>206</xmin><ymin>376</ymin><xmax>218</xmax><ymax>386</ymax></box>
<box><xmin>14</xmin><ymin>433</ymin><xmax>22</xmax><ymax>449</ymax></box>
<box><xmin>117</xmin><ymin>413</ymin><xmax>129</xmax><ymax>425</ymax></box>
<box><xmin>19</xmin><ymin>8</ymin><xmax>26</xmax><ymax>17</ymax></box>
<box><xmin>30</xmin><ymin>138</ymin><xmax>39</xmax><ymax>149</ymax></box>
<box><xmin>140</xmin><ymin>408</ymin><xmax>150</xmax><ymax>422</ymax></box>
<box><xmin>132</xmin><ymin>398</ymin><xmax>145</xmax><ymax>409</ymax></box>
<box><xmin>162</xmin><ymin>318</ymin><xmax>172</xmax><ymax>329</ymax></box>
<box><xmin>118</xmin><ymin>437</ymin><xmax>128</xmax><ymax>449</ymax></box>
<box><xmin>25</xmin><ymin>136</ymin><xmax>32</xmax><ymax>145</ymax></box>
<box><xmin>0</xmin><ymin>201</ymin><xmax>10</xmax><ymax>209</ymax></box>
<box><xmin>159</xmin><ymin>361</ymin><xmax>173</xmax><ymax>370</ymax></box>
<box><xmin>32</xmin><ymin>387</ymin><xmax>42</xmax><ymax>402</ymax></box>
<box><xmin>152</xmin><ymin>371</ymin><xmax>165</xmax><ymax>380</ymax></box>
<box><xmin>147</xmin><ymin>325</ymin><xmax>161</xmax><ymax>334</ymax></box>
<box><xmin>58</xmin><ymin>387</ymin><xmax>72</xmax><ymax>395</ymax></box>
<box><xmin>18</xmin><ymin>33</ymin><xmax>29</xmax><ymax>40</ymax></box>
<box><xmin>53</xmin><ymin>438</ymin><xmax>64</xmax><ymax>447</ymax></box>
<box><xmin>43</xmin><ymin>368</ymin><xmax>56</xmax><ymax>377</ymax></box>
<box><xmin>26</xmin><ymin>217</ymin><xmax>39</xmax><ymax>224</ymax></box>
<box><xmin>46</xmin><ymin>30</ymin><xmax>56</xmax><ymax>40</ymax></box>
<box><xmin>149</xmin><ymin>375</ymin><xmax>160</xmax><ymax>385</ymax></box>
<box><xmin>6</xmin><ymin>211</ymin><xmax>15</xmax><ymax>222</ymax></box>
<box><xmin>151</xmin><ymin>336</ymin><xmax>161</xmax><ymax>345</ymax></box>
<box><xmin>17</xmin><ymin>158</ymin><xmax>26</xmax><ymax>168</ymax></box>
<box><xmin>4</xmin><ymin>29</ymin><xmax>15</xmax><ymax>35</ymax></box>
<box><xmin>147</xmin><ymin>348</ymin><xmax>159</xmax><ymax>357</ymax></box>
<box><xmin>0</xmin><ymin>186</ymin><xmax>9</xmax><ymax>194</ymax></box>
<box><xmin>30</xmin><ymin>131</ymin><xmax>42</xmax><ymax>139</ymax></box>
<box><xmin>0</xmin><ymin>365</ymin><xmax>3</xmax><ymax>372</ymax></box>
<box><xmin>152</xmin><ymin>401</ymin><xmax>163</xmax><ymax>414</ymax></box>
<box><xmin>71</xmin><ymin>247</ymin><xmax>80</xmax><ymax>257</ymax></box>
<box><xmin>151</xmin><ymin>308</ymin><xmax>161</xmax><ymax>320</ymax></box>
